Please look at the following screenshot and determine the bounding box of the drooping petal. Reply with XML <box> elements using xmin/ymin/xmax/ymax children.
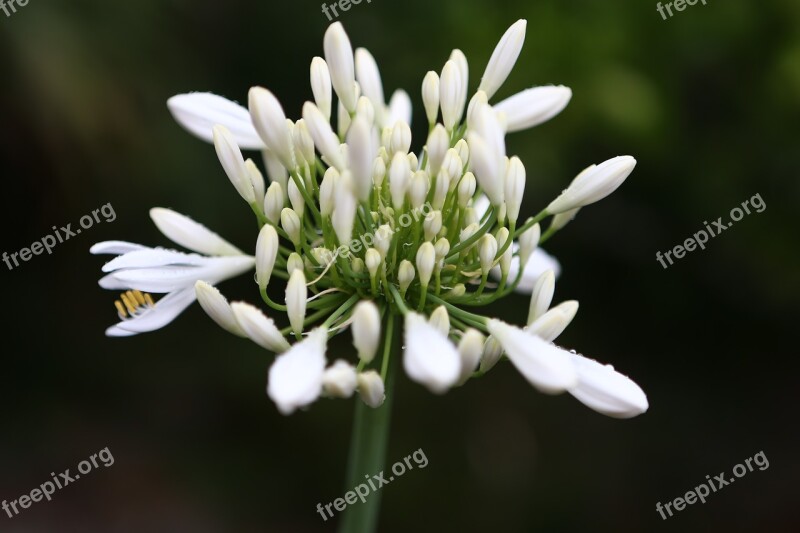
<box><xmin>230</xmin><ymin>302</ymin><xmax>291</xmax><ymax>353</ymax></box>
<box><xmin>487</xmin><ymin>319</ymin><xmax>577</xmax><ymax>394</ymax></box>
<box><xmin>150</xmin><ymin>208</ymin><xmax>244</xmax><ymax>256</ymax></box>
<box><xmin>105</xmin><ymin>288</ymin><xmax>197</xmax><ymax>336</ymax></box>
<box><xmin>167</xmin><ymin>93</ymin><xmax>265</xmax><ymax>150</ymax></box>
<box><xmin>403</xmin><ymin>312</ymin><xmax>460</xmax><ymax>394</ymax></box>
<box><xmin>568</xmin><ymin>353</ymin><xmax>649</xmax><ymax>419</ymax></box>
<box><xmin>267</xmin><ymin>328</ymin><xmax>328</xmax><ymax>415</ymax></box>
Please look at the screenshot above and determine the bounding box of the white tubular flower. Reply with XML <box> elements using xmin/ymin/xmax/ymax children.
<box><xmin>149</xmin><ymin>208</ymin><xmax>243</xmax><ymax>257</ymax></box>
<box><xmin>428</xmin><ymin>305</ymin><xmax>450</xmax><ymax>337</ymax></box>
<box><xmin>504</xmin><ymin>156</ymin><xmax>526</xmax><ymax>225</ymax></box>
<box><xmin>387</xmin><ymin>89</ymin><xmax>412</xmax><ymax>128</ymax></box>
<box><xmin>495</xmin><ymin>85</ymin><xmax>572</xmax><ymax>133</ymax></box>
<box><xmin>416</xmin><ymin>242</ymin><xmax>435</xmax><ymax>287</ymax></box>
<box><xmin>255</xmin><ymin>224</ymin><xmax>278</xmax><ymax>291</ymax></box>
<box><xmin>280</xmin><ymin>208</ymin><xmax>302</xmax><ymax>246</ymax></box>
<box><xmin>457</xmin><ymin>328</ymin><xmax>485</xmax><ymax>385</ymax></box>
<box><xmin>324</xmin><ymin>22</ymin><xmax>357</xmax><ymax>113</ymax></box>
<box><xmin>568</xmin><ymin>354</ymin><xmax>648</xmax><ymax>418</ymax></box>
<box><xmin>432</xmin><ymin>170</ymin><xmax>450</xmax><ymax>210</ymax></box>
<box><xmin>479</xmin><ymin>234</ymin><xmax>498</xmax><ymax>275</ymax></box>
<box><xmin>348</xmin><ymin>116</ymin><xmax>376</xmax><ymax>202</ymax></box>
<box><xmin>389</xmin><ymin>151</ymin><xmax>411</xmax><ymax>210</ymax></box>
<box><xmin>92</xmin><ymin>222</ymin><xmax>254</xmax><ymax>337</ymax></box>
<box><xmin>527</xmin><ymin>270</ymin><xmax>556</xmax><ymax>325</ymax></box>
<box><xmin>323</xmin><ymin>360</ymin><xmax>358</xmax><ymax>398</ymax></box>
<box><xmin>167</xmin><ymin>93</ymin><xmax>265</xmax><ymax>150</ymax></box>
<box><xmin>286</xmin><ymin>269</ymin><xmax>307</xmax><ymax>335</ymax></box>
<box><xmin>422</xmin><ymin>71</ymin><xmax>440</xmax><ymax>126</ymax></box>
<box><xmin>332</xmin><ymin>171</ymin><xmax>358</xmax><ymax>245</ymax></box>
<box><xmin>528</xmin><ymin>300</ymin><xmax>579</xmax><ymax>343</ymax></box>
<box><xmin>403</xmin><ymin>312</ymin><xmax>460</xmax><ymax>394</ymax></box>
<box><xmin>355</xmin><ymin>48</ymin><xmax>386</xmax><ymax>114</ymax></box>
<box><xmin>487</xmin><ymin>319</ymin><xmax>577</xmax><ymax>394</ymax></box>
<box><xmin>479</xmin><ymin>335</ymin><xmax>503</xmax><ymax>373</ymax></box>
<box><xmin>248</xmin><ymin>87</ymin><xmax>296</xmax><ymax>170</ymax></box>
<box><xmin>479</xmin><ymin>19</ymin><xmax>527</xmax><ymax>99</ymax></box>
<box><xmin>357</xmin><ymin>370</ymin><xmax>386</xmax><ymax>408</ymax></box>
<box><xmin>352</xmin><ymin>300</ymin><xmax>381</xmax><ymax>363</ymax></box>
<box><xmin>264</xmin><ymin>182</ymin><xmax>284</xmax><ymax>225</ymax></box>
<box><xmin>303</xmin><ymin>101</ymin><xmax>346</xmax><ymax>171</ymax></box>
<box><xmin>195</xmin><ymin>281</ymin><xmax>247</xmax><ymax>337</ymax></box>
<box><xmin>310</xmin><ymin>57</ymin><xmax>333</xmax><ymax>121</ymax></box>
<box><xmin>440</xmin><ymin>60</ymin><xmax>464</xmax><ymax>130</ymax></box>
<box><xmin>467</xmin><ymin>132</ymin><xmax>504</xmax><ymax>206</ymax></box>
<box><xmin>213</xmin><ymin>125</ymin><xmax>256</xmax><ymax>204</ymax></box>
<box><xmin>547</xmin><ymin>156</ymin><xmax>637</xmax><ymax>214</ymax></box>
<box><xmin>267</xmin><ymin>327</ymin><xmax>328</xmax><ymax>414</ymax></box>
<box><xmin>230</xmin><ymin>302</ymin><xmax>291</xmax><ymax>353</ymax></box>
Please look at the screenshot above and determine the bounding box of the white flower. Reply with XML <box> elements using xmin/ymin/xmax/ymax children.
<box><xmin>568</xmin><ymin>353</ymin><xmax>648</xmax><ymax>418</ymax></box>
<box><xmin>403</xmin><ymin>312</ymin><xmax>460</xmax><ymax>394</ymax></box>
<box><xmin>352</xmin><ymin>300</ymin><xmax>381</xmax><ymax>363</ymax></box>
<box><xmin>267</xmin><ymin>328</ymin><xmax>328</xmax><ymax>414</ymax></box>
<box><xmin>323</xmin><ymin>360</ymin><xmax>358</xmax><ymax>398</ymax></box>
<box><xmin>387</xmin><ymin>90</ymin><xmax>412</xmax><ymax>128</ymax></box>
<box><xmin>167</xmin><ymin>93</ymin><xmax>264</xmax><ymax>150</ymax></box>
<box><xmin>547</xmin><ymin>156</ymin><xmax>637</xmax><ymax>214</ymax></box>
<box><xmin>230</xmin><ymin>302</ymin><xmax>291</xmax><ymax>353</ymax></box>
<box><xmin>357</xmin><ymin>370</ymin><xmax>386</xmax><ymax>408</ymax></box>
<box><xmin>487</xmin><ymin>319</ymin><xmax>577</xmax><ymax>394</ymax></box>
<box><xmin>324</xmin><ymin>22</ymin><xmax>357</xmax><ymax>113</ymax></box>
<box><xmin>457</xmin><ymin>329</ymin><xmax>485</xmax><ymax>385</ymax></box>
<box><xmin>479</xmin><ymin>19</ymin><xmax>527</xmax><ymax>99</ymax></box>
<box><xmin>92</xmin><ymin>209</ymin><xmax>254</xmax><ymax>337</ymax></box>
<box><xmin>495</xmin><ymin>86</ymin><xmax>572</xmax><ymax>133</ymax></box>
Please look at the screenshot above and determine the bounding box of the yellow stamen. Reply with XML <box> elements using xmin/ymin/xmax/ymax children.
<box><xmin>131</xmin><ymin>290</ymin><xmax>146</xmax><ymax>306</ymax></box>
<box><xmin>114</xmin><ymin>291</ymin><xmax>156</xmax><ymax>319</ymax></box>
<box><xmin>144</xmin><ymin>293</ymin><xmax>155</xmax><ymax>307</ymax></box>
<box><xmin>114</xmin><ymin>300</ymin><xmax>127</xmax><ymax>318</ymax></box>
<box><xmin>120</xmin><ymin>293</ymin><xmax>137</xmax><ymax>315</ymax></box>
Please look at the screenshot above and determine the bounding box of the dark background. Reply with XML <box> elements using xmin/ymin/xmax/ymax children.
<box><xmin>1</xmin><ymin>0</ymin><xmax>798</xmax><ymax>531</ymax></box>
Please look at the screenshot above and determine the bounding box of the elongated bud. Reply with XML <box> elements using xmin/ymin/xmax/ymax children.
<box><xmin>292</xmin><ymin>119</ymin><xmax>316</xmax><ymax>167</ymax></box>
<box><xmin>372</xmin><ymin>157</ymin><xmax>386</xmax><ymax>188</ymax></box>
<box><xmin>355</xmin><ymin>48</ymin><xmax>385</xmax><ymax>113</ymax></box>
<box><xmin>286</xmin><ymin>269</ymin><xmax>307</xmax><ymax>334</ymax></box>
<box><xmin>464</xmin><ymin>207</ymin><xmax>479</xmax><ymax>227</ymax></box>
<box><xmin>467</xmin><ymin>132</ymin><xmax>504</xmax><ymax>206</ymax></box>
<box><xmin>434</xmin><ymin>238</ymin><xmax>450</xmax><ymax>262</ymax></box>
<box><xmin>518</xmin><ymin>222</ymin><xmax>541</xmax><ymax>268</ymax></box>
<box><xmin>528</xmin><ymin>300</ymin><xmax>579</xmax><ymax>342</ymax></box>
<box><xmin>352</xmin><ymin>301</ymin><xmax>381</xmax><ymax>363</ymax></box>
<box><xmin>547</xmin><ymin>156</ymin><xmax>637</xmax><ymax>214</ymax></box>
<box><xmin>332</xmin><ymin>171</ymin><xmax>358</xmax><ymax>245</ymax></box>
<box><xmin>458</xmin><ymin>328</ymin><xmax>485</xmax><ymax>385</ymax></box>
<box><xmin>424</xmin><ymin>211</ymin><xmax>442</xmax><ymax>241</ymax></box>
<box><xmin>347</xmin><ymin>116</ymin><xmax>375</xmax><ymax>202</ymax></box>
<box><xmin>528</xmin><ymin>270</ymin><xmax>556</xmax><ymax>325</ymax></box>
<box><xmin>398</xmin><ymin>260</ymin><xmax>415</xmax><ymax>293</ymax></box>
<box><xmin>459</xmin><ymin>222</ymin><xmax>480</xmax><ymax>248</ymax></box>
<box><xmin>213</xmin><ymin>125</ymin><xmax>256</xmax><ymax>203</ymax></box>
<box><xmin>449</xmin><ymin>49</ymin><xmax>469</xmax><ymax>121</ymax></box>
<box><xmin>441</xmin><ymin>149</ymin><xmax>463</xmax><ymax>185</ymax></box>
<box><xmin>365</xmin><ymin>248</ymin><xmax>382</xmax><ymax>279</ymax></box>
<box><xmin>479</xmin><ymin>234</ymin><xmax>498</xmax><ymax>275</ymax></box>
<box><xmin>262</xmin><ymin>148</ymin><xmax>288</xmax><ymax>198</ymax></box>
<box><xmin>409</xmin><ymin>170</ymin><xmax>429</xmax><ymax>209</ymax></box>
<box><xmin>440</xmin><ymin>60</ymin><xmax>464</xmax><ymax>130</ymax></box>
<box><xmin>479</xmin><ymin>19</ymin><xmax>527</xmax><ymax>99</ymax></box>
<box><xmin>323</xmin><ymin>360</ymin><xmax>358</xmax><ymax>398</ymax></box>
<box><xmin>281</xmin><ymin>207</ymin><xmax>302</xmax><ymax>246</ymax></box>
<box><xmin>422</xmin><ymin>71</ymin><xmax>440</xmax><ymax>125</ymax></box>
<box><xmin>356</xmin><ymin>96</ymin><xmax>375</xmax><ymax>126</ymax></box>
<box><xmin>288</xmin><ymin>179</ymin><xmax>305</xmax><ymax>219</ymax></box>
<box><xmin>479</xmin><ymin>335</ymin><xmax>503</xmax><ymax>372</ymax></box>
<box><xmin>195</xmin><ymin>281</ymin><xmax>246</xmax><ymax>337</ymax></box>
<box><xmin>428</xmin><ymin>306</ymin><xmax>450</xmax><ymax>337</ymax></box>
<box><xmin>458</xmin><ymin>172</ymin><xmax>477</xmax><ymax>209</ymax></box>
<box><xmin>466</xmin><ymin>90</ymin><xmax>489</xmax><ymax>131</ymax></box>
<box><xmin>357</xmin><ymin>370</ymin><xmax>385</xmax><ymax>408</ymax></box>
<box><xmin>309</xmin><ymin>55</ymin><xmax>332</xmax><ymax>119</ymax></box>
<box><xmin>319</xmin><ymin>167</ymin><xmax>338</xmax><ymax>217</ymax></box>
<box><xmin>426</xmin><ymin>124</ymin><xmax>449</xmax><ymax>177</ymax></box>
<box><xmin>337</xmin><ymin>99</ymin><xmax>352</xmax><ymax>138</ymax></box>
<box><xmin>245</xmin><ymin>160</ymin><xmax>266</xmax><ymax>206</ymax></box>
<box><xmin>256</xmin><ymin>225</ymin><xmax>279</xmax><ymax>290</ymax></box>
<box><xmin>551</xmin><ymin>207</ymin><xmax>581</xmax><ymax>231</ymax></box>
<box><xmin>387</xmin><ymin>89</ymin><xmax>412</xmax><ymax>128</ymax></box>
<box><xmin>495</xmin><ymin>85</ymin><xmax>572</xmax><ymax>132</ymax></box>
<box><xmin>230</xmin><ymin>302</ymin><xmax>291</xmax><ymax>353</ymax></box>
<box><xmin>416</xmin><ymin>242</ymin><xmax>435</xmax><ymax>287</ymax></box>
<box><xmin>303</xmin><ymin>101</ymin><xmax>346</xmax><ymax>171</ymax></box>
<box><xmin>324</xmin><ymin>22</ymin><xmax>357</xmax><ymax>113</ymax></box>
<box><xmin>432</xmin><ymin>170</ymin><xmax>450</xmax><ymax>210</ymax></box>
<box><xmin>389</xmin><ymin>151</ymin><xmax>411</xmax><ymax>209</ymax></box>
<box><xmin>374</xmin><ymin>225</ymin><xmax>393</xmax><ymax>258</ymax></box>
<box><xmin>495</xmin><ymin>227</ymin><xmax>512</xmax><ymax>276</ymax></box>
<box><xmin>248</xmin><ymin>88</ymin><xmax>296</xmax><ymax>170</ymax></box>
<box><xmin>390</xmin><ymin>120</ymin><xmax>412</xmax><ymax>157</ymax></box>
<box><xmin>454</xmin><ymin>139</ymin><xmax>469</xmax><ymax>168</ymax></box>
<box><xmin>505</xmin><ymin>156</ymin><xmax>526</xmax><ymax>225</ymax></box>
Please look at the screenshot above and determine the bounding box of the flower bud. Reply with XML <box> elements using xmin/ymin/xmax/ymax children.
<box><xmin>496</xmin><ymin>85</ymin><xmax>572</xmax><ymax>132</ymax></box>
<box><xmin>479</xmin><ymin>19</ymin><xmax>527</xmax><ymax>99</ymax></box>
<box><xmin>213</xmin><ymin>125</ymin><xmax>256</xmax><ymax>204</ymax></box>
<box><xmin>365</xmin><ymin>248</ymin><xmax>382</xmax><ymax>279</ymax></box>
<box><xmin>467</xmin><ymin>132</ymin><xmax>504</xmax><ymax>206</ymax></box>
<box><xmin>287</xmin><ymin>252</ymin><xmax>305</xmax><ymax>275</ymax></box>
<box><xmin>428</xmin><ymin>306</ymin><xmax>450</xmax><ymax>337</ymax></box>
<box><xmin>347</xmin><ymin>116</ymin><xmax>376</xmax><ymax>202</ymax></box>
<box><xmin>416</xmin><ymin>242</ymin><xmax>436</xmax><ymax>287</ymax></box>
<box><xmin>324</xmin><ymin>22</ymin><xmax>357</xmax><ymax>113</ymax></box>
<box><xmin>423</xmin><ymin>210</ymin><xmax>443</xmax><ymax>242</ymax></box>
<box><xmin>398</xmin><ymin>260</ymin><xmax>415</xmax><ymax>293</ymax></box>
<box><xmin>351</xmin><ymin>257</ymin><xmax>365</xmax><ymax>274</ymax></box>
<box><xmin>440</xmin><ymin>60</ymin><xmax>464</xmax><ymax>130</ymax></box>
<box><xmin>356</xmin><ymin>96</ymin><xmax>376</xmax><ymax>126</ymax></box>
<box><xmin>337</xmin><ymin>99</ymin><xmax>351</xmax><ymax>139</ymax></box>
<box><xmin>527</xmin><ymin>270</ymin><xmax>556</xmax><ymax>325</ymax></box>
<box><xmin>389</xmin><ymin>151</ymin><xmax>411</xmax><ymax>209</ymax></box>
<box><xmin>449</xmin><ymin>49</ymin><xmax>469</xmax><ymax>121</ymax></box>
<box><xmin>457</xmin><ymin>172</ymin><xmax>477</xmax><ymax>209</ymax></box>
<box><xmin>286</xmin><ymin>269</ymin><xmax>307</xmax><ymax>334</ymax></box>
<box><xmin>387</xmin><ymin>89</ymin><xmax>411</xmax><ymax>129</ymax></box>
<box><xmin>390</xmin><ymin>120</ymin><xmax>412</xmax><ymax>157</ymax></box>
<box><xmin>504</xmin><ymin>156</ymin><xmax>526</xmax><ymax>225</ymax></box>
<box><xmin>528</xmin><ymin>300</ymin><xmax>579</xmax><ymax>342</ymax></box>
<box><xmin>457</xmin><ymin>328</ymin><xmax>485</xmax><ymax>385</ymax></box>
<box><xmin>547</xmin><ymin>156</ymin><xmax>636</xmax><ymax>214</ymax></box>
<box><xmin>479</xmin><ymin>234</ymin><xmax>498</xmax><ymax>275</ymax></box>
<box><xmin>352</xmin><ymin>300</ymin><xmax>381</xmax><ymax>363</ymax></box>
<box><xmin>479</xmin><ymin>335</ymin><xmax>503</xmax><ymax>373</ymax></box>
<box><xmin>434</xmin><ymin>238</ymin><xmax>450</xmax><ymax>262</ymax></box>
<box><xmin>551</xmin><ymin>207</ymin><xmax>580</xmax><ymax>231</ymax></box>
<box><xmin>195</xmin><ymin>281</ymin><xmax>246</xmax><ymax>337</ymax></box>
<box><xmin>374</xmin><ymin>225</ymin><xmax>393</xmax><ymax>258</ymax></box>
<box><xmin>288</xmin><ymin>179</ymin><xmax>305</xmax><ymax>219</ymax></box>
<box><xmin>495</xmin><ymin>227</ymin><xmax>512</xmax><ymax>276</ymax></box>
<box><xmin>245</xmin><ymin>159</ymin><xmax>266</xmax><ymax>205</ymax></box>
<box><xmin>409</xmin><ymin>170</ymin><xmax>429</xmax><ymax>209</ymax></box>
<box><xmin>322</xmin><ymin>360</ymin><xmax>358</xmax><ymax>398</ymax></box>
<box><xmin>332</xmin><ymin>171</ymin><xmax>357</xmax><ymax>245</ymax></box>
<box><xmin>459</xmin><ymin>222</ymin><xmax>480</xmax><ymax>249</ymax></box>
<box><xmin>319</xmin><ymin>167</ymin><xmax>338</xmax><ymax>217</ymax></box>
<box><xmin>448</xmin><ymin>283</ymin><xmax>466</xmax><ymax>298</ymax></box>
<box><xmin>454</xmin><ymin>139</ymin><xmax>469</xmax><ymax>168</ymax></box>
<box><xmin>357</xmin><ymin>370</ymin><xmax>385</xmax><ymax>408</ymax></box>
<box><xmin>372</xmin><ymin>156</ymin><xmax>386</xmax><ymax>188</ymax></box>
<box><xmin>248</xmin><ymin>88</ymin><xmax>296</xmax><ymax>170</ymax></box>
<box><xmin>426</xmin><ymin>124</ymin><xmax>449</xmax><ymax>177</ymax></box>
<box><xmin>256</xmin><ymin>224</ymin><xmax>279</xmax><ymax>290</ymax></box>
<box><xmin>422</xmin><ymin>71</ymin><xmax>440</xmax><ymax>125</ymax></box>
<box><xmin>310</xmin><ymin>57</ymin><xmax>332</xmax><ymax>121</ymax></box>
<box><xmin>230</xmin><ymin>302</ymin><xmax>291</xmax><ymax>353</ymax></box>
<box><xmin>303</xmin><ymin>101</ymin><xmax>346</xmax><ymax>171</ymax></box>
<box><xmin>167</xmin><ymin>92</ymin><xmax>264</xmax><ymax>149</ymax></box>
<box><xmin>518</xmin><ymin>222</ymin><xmax>541</xmax><ymax>268</ymax></box>
<box><xmin>280</xmin><ymin>208</ymin><xmax>302</xmax><ymax>246</ymax></box>
<box><xmin>355</xmin><ymin>47</ymin><xmax>385</xmax><ymax>113</ymax></box>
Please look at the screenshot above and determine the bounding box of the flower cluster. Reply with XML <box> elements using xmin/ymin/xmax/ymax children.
<box><xmin>92</xmin><ymin>20</ymin><xmax>647</xmax><ymax>419</ymax></box>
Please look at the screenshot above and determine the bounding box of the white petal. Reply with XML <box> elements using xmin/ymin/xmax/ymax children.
<box><xmin>108</xmin><ymin>256</ymin><xmax>255</xmax><ymax>293</ymax></box>
<box><xmin>105</xmin><ymin>288</ymin><xmax>197</xmax><ymax>336</ymax></box>
<box><xmin>231</xmin><ymin>302</ymin><xmax>291</xmax><ymax>353</ymax></box>
<box><xmin>150</xmin><ymin>208</ymin><xmax>244</xmax><ymax>256</ymax></box>
<box><xmin>167</xmin><ymin>93</ymin><xmax>265</xmax><ymax>150</ymax></box>
<box><xmin>494</xmin><ymin>86</ymin><xmax>572</xmax><ymax>132</ymax></box>
<box><xmin>479</xmin><ymin>19</ymin><xmax>527</xmax><ymax>99</ymax></box>
<box><xmin>101</xmin><ymin>248</ymin><xmax>209</xmax><ymax>273</ymax></box>
<box><xmin>322</xmin><ymin>360</ymin><xmax>358</xmax><ymax>398</ymax></box>
<box><xmin>487</xmin><ymin>320</ymin><xmax>577</xmax><ymax>394</ymax></box>
<box><xmin>568</xmin><ymin>353</ymin><xmax>649</xmax><ymax>418</ymax></box>
<box><xmin>386</xmin><ymin>90</ymin><xmax>412</xmax><ymax>128</ymax></box>
<box><xmin>267</xmin><ymin>328</ymin><xmax>328</xmax><ymax>415</ymax></box>
<box><xmin>493</xmin><ymin>247</ymin><xmax>561</xmax><ymax>294</ymax></box>
<box><xmin>90</xmin><ymin>241</ymin><xmax>148</xmax><ymax>255</ymax></box>
<box><xmin>403</xmin><ymin>312</ymin><xmax>460</xmax><ymax>394</ymax></box>
<box><xmin>194</xmin><ymin>281</ymin><xmax>246</xmax><ymax>337</ymax></box>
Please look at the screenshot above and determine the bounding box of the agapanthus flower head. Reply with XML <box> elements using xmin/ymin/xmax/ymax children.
<box><xmin>94</xmin><ymin>19</ymin><xmax>647</xmax><ymax>420</ymax></box>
